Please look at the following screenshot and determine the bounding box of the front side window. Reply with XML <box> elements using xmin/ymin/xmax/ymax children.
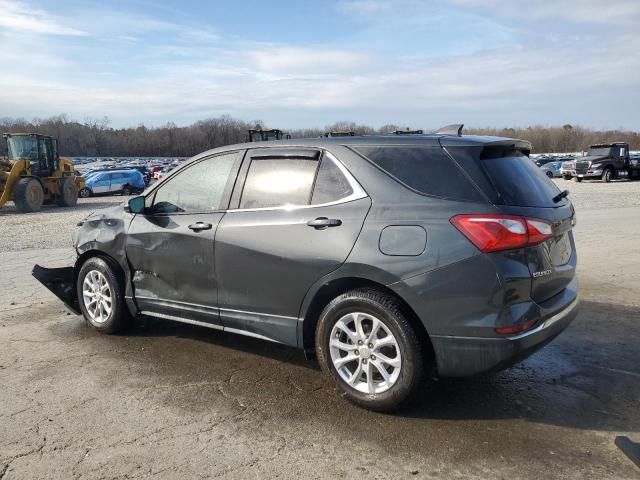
<box><xmin>240</xmin><ymin>158</ymin><xmax>318</xmax><ymax>209</ymax></box>
<box><xmin>151</xmin><ymin>151</ymin><xmax>241</xmax><ymax>214</ymax></box>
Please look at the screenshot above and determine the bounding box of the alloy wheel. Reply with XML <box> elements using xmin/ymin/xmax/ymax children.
<box><xmin>329</xmin><ymin>312</ymin><xmax>402</xmax><ymax>394</ymax></box>
<box><xmin>82</xmin><ymin>270</ymin><xmax>113</xmax><ymax>323</ymax></box>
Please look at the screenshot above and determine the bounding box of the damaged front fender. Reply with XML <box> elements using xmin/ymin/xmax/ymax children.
<box><xmin>32</xmin><ymin>264</ymin><xmax>81</xmax><ymax>315</ymax></box>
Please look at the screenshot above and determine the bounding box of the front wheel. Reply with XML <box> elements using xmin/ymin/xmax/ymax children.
<box><xmin>77</xmin><ymin>257</ymin><xmax>130</xmax><ymax>333</ymax></box>
<box><xmin>563</xmin><ymin>175</ymin><xmax>572</xmax><ymax>181</ymax></box>
<box><xmin>315</xmin><ymin>288</ymin><xmax>424</xmax><ymax>412</ymax></box>
<box><xmin>602</xmin><ymin>168</ymin><xmax>613</xmax><ymax>183</ymax></box>
<box><xmin>545</xmin><ymin>171</ymin><xmax>554</xmax><ymax>178</ymax></box>
<box><xmin>573</xmin><ymin>177</ymin><xmax>582</xmax><ymax>182</ymax></box>
<box><xmin>78</xmin><ymin>187</ymin><xmax>91</xmax><ymax>198</ymax></box>
<box><xmin>122</xmin><ymin>185</ymin><xmax>131</xmax><ymax>196</ymax></box>
<box><xmin>57</xmin><ymin>177</ymin><xmax>78</xmax><ymax>207</ymax></box>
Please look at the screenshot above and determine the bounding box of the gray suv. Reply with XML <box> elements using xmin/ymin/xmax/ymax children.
<box><xmin>34</xmin><ymin>129</ymin><xmax>578</xmax><ymax>411</ymax></box>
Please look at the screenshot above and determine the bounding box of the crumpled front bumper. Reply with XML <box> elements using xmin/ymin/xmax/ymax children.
<box><xmin>32</xmin><ymin>264</ymin><xmax>80</xmax><ymax>315</ymax></box>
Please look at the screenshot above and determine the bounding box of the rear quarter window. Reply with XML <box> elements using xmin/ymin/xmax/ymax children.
<box><xmin>353</xmin><ymin>146</ymin><xmax>484</xmax><ymax>202</ymax></box>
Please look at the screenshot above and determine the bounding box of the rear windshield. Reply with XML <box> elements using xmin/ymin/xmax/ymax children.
<box><xmin>480</xmin><ymin>152</ymin><xmax>562</xmax><ymax>207</ymax></box>
<box><xmin>353</xmin><ymin>146</ymin><xmax>484</xmax><ymax>202</ymax></box>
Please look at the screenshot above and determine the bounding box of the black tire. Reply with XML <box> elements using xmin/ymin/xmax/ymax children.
<box><xmin>57</xmin><ymin>177</ymin><xmax>78</xmax><ymax>207</ymax></box>
<box><xmin>122</xmin><ymin>185</ymin><xmax>131</xmax><ymax>196</ymax></box>
<box><xmin>315</xmin><ymin>288</ymin><xmax>424</xmax><ymax>412</ymax></box>
<box><xmin>545</xmin><ymin>171</ymin><xmax>554</xmax><ymax>178</ymax></box>
<box><xmin>573</xmin><ymin>177</ymin><xmax>582</xmax><ymax>182</ymax></box>
<box><xmin>76</xmin><ymin>257</ymin><xmax>130</xmax><ymax>334</ymax></box>
<box><xmin>602</xmin><ymin>168</ymin><xmax>613</xmax><ymax>183</ymax></box>
<box><xmin>13</xmin><ymin>177</ymin><xmax>44</xmax><ymax>212</ymax></box>
<box><xmin>79</xmin><ymin>187</ymin><xmax>91</xmax><ymax>198</ymax></box>
<box><xmin>563</xmin><ymin>175</ymin><xmax>571</xmax><ymax>181</ymax></box>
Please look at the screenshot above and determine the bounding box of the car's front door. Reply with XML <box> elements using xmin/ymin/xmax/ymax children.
<box><xmin>126</xmin><ymin>150</ymin><xmax>244</xmax><ymax>326</ymax></box>
<box><xmin>91</xmin><ymin>173</ymin><xmax>111</xmax><ymax>194</ymax></box>
<box><xmin>215</xmin><ymin>148</ymin><xmax>371</xmax><ymax>345</ymax></box>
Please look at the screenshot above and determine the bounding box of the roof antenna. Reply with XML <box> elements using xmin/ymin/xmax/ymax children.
<box><xmin>434</xmin><ymin>124</ymin><xmax>464</xmax><ymax>136</ymax></box>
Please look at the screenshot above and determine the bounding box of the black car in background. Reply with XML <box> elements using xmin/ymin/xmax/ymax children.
<box><xmin>34</xmin><ymin>129</ymin><xmax>578</xmax><ymax>411</ymax></box>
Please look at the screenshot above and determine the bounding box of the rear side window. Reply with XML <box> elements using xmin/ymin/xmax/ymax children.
<box><xmin>479</xmin><ymin>152</ymin><xmax>562</xmax><ymax>207</ymax></box>
<box><xmin>311</xmin><ymin>155</ymin><xmax>353</xmax><ymax>205</ymax></box>
<box><xmin>240</xmin><ymin>158</ymin><xmax>318</xmax><ymax>209</ymax></box>
<box><xmin>353</xmin><ymin>146</ymin><xmax>484</xmax><ymax>202</ymax></box>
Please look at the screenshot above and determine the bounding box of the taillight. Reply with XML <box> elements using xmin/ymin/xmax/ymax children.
<box><xmin>450</xmin><ymin>214</ymin><xmax>553</xmax><ymax>253</ymax></box>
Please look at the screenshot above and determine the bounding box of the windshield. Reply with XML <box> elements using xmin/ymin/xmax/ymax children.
<box><xmin>587</xmin><ymin>147</ymin><xmax>613</xmax><ymax>157</ymax></box>
<box><xmin>7</xmin><ymin>136</ymin><xmax>38</xmax><ymax>161</ymax></box>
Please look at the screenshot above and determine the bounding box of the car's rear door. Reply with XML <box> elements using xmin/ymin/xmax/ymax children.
<box><xmin>125</xmin><ymin>150</ymin><xmax>244</xmax><ymax>326</ymax></box>
<box><xmin>110</xmin><ymin>173</ymin><xmax>126</xmax><ymax>193</ymax></box>
<box><xmin>214</xmin><ymin>148</ymin><xmax>370</xmax><ymax>345</ymax></box>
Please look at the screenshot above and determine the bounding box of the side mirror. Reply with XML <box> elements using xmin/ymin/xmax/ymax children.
<box><xmin>128</xmin><ymin>195</ymin><xmax>145</xmax><ymax>214</ymax></box>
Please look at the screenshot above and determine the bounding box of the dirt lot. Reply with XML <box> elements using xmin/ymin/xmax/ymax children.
<box><xmin>1</xmin><ymin>180</ymin><xmax>639</xmax><ymax>479</ymax></box>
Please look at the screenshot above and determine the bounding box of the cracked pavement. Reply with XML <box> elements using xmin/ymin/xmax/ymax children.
<box><xmin>1</xmin><ymin>184</ymin><xmax>639</xmax><ymax>479</ymax></box>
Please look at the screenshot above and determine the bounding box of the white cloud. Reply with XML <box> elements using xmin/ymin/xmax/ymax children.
<box><xmin>0</xmin><ymin>0</ymin><xmax>87</xmax><ymax>36</ymax></box>
<box><xmin>450</xmin><ymin>0</ymin><xmax>640</xmax><ymax>25</ymax></box>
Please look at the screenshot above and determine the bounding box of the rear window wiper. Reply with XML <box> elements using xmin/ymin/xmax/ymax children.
<box><xmin>553</xmin><ymin>190</ymin><xmax>569</xmax><ymax>203</ymax></box>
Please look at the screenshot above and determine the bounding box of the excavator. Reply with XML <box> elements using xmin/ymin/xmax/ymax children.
<box><xmin>0</xmin><ymin>133</ymin><xmax>84</xmax><ymax>213</ymax></box>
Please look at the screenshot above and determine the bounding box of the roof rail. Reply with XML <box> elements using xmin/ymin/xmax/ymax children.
<box><xmin>434</xmin><ymin>124</ymin><xmax>464</xmax><ymax>136</ymax></box>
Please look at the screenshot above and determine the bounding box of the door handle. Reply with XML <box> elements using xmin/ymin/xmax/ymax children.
<box><xmin>307</xmin><ymin>217</ymin><xmax>342</xmax><ymax>229</ymax></box>
<box><xmin>188</xmin><ymin>222</ymin><xmax>212</xmax><ymax>232</ymax></box>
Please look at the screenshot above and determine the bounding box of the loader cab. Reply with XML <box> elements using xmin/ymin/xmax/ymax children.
<box><xmin>4</xmin><ymin>133</ymin><xmax>58</xmax><ymax>177</ymax></box>
<box><xmin>248</xmin><ymin>129</ymin><xmax>290</xmax><ymax>142</ymax></box>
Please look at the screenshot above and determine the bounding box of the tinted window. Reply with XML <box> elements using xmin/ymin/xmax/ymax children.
<box><xmin>479</xmin><ymin>153</ymin><xmax>562</xmax><ymax>207</ymax></box>
<box><xmin>354</xmin><ymin>146</ymin><xmax>484</xmax><ymax>201</ymax></box>
<box><xmin>152</xmin><ymin>151</ymin><xmax>240</xmax><ymax>213</ymax></box>
<box><xmin>311</xmin><ymin>156</ymin><xmax>353</xmax><ymax>204</ymax></box>
<box><xmin>240</xmin><ymin>158</ymin><xmax>318</xmax><ymax>209</ymax></box>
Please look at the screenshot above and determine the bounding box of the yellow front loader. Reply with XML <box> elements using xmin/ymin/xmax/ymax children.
<box><xmin>0</xmin><ymin>133</ymin><xmax>85</xmax><ymax>213</ymax></box>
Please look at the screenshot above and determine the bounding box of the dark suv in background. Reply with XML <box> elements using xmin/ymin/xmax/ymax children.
<box><xmin>34</xmin><ymin>128</ymin><xmax>578</xmax><ymax>411</ymax></box>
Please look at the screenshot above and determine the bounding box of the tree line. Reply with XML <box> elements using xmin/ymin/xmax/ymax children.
<box><xmin>1</xmin><ymin>115</ymin><xmax>638</xmax><ymax>158</ymax></box>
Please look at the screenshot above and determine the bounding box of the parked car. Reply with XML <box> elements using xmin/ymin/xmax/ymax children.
<box><xmin>78</xmin><ymin>169</ymin><xmax>145</xmax><ymax>197</ymax></box>
<box><xmin>33</xmin><ymin>129</ymin><xmax>578</xmax><ymax>411</ymax></box>
<box><xmin>540</xmin><ymin>160</ymin><xmax>562</xmax><ymax>178</ymax></box>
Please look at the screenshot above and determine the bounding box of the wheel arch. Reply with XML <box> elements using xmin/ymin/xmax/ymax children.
<box><xmin>300</xmin><ymin>276</ymin><xmax>435</xmax><ymax>368</ymax></box>
<box><xmin>74</xmin><ymin>250</ymin><xmax>127</xmax><ymax>295</ymax></box>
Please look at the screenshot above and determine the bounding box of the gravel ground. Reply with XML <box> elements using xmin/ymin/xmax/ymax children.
<box><xmin>553</xmin><ymin>178</ymin><xmax>640</xmax><ymax>210</ymax></box>
<box><xmin>0</xmin><ymin>196</ymin><xmax>127</xmax><ymax>252</ymax></box>
<box><xmin>1</xmin><ymin>181</ymin><xmax>639</xmax><ymax>479</ymax></box>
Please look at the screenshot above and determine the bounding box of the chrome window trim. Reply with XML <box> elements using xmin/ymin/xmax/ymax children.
<box><xmin>229</xmin><ymin>151</ymin><xmax>368</xmax><ymax>213</ymax></box>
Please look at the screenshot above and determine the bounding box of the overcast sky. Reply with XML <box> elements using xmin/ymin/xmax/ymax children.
<box><xmin>0</xmin><ymin>0</ymin><xmax>638</xmax><ymax>129</ymax></box>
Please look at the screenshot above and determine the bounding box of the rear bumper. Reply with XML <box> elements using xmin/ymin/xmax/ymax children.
<box><xmin>431</xmin><ymin>294</ymin><xmax>578</xmax><ymax>377</ymax></box>
<box><xmin>32</xmin><ymin>264</ymin><xmax>80</xmax><ymax>315</ymax></box>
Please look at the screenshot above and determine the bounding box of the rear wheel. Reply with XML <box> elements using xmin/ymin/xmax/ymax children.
<box><xmin>122</xmin><ymin>185</ymin><xmax>131</xmax><ymax>196</ymax></box>
<box><xmin>573</xmin><ymin>177</ymin><xmax>582</xmax><ymax>182</ymax></box>
<box><xmin>57</xmin><ymin>177</ymin><xmax>78</xmax><ymax>207</ymax></box>
<box><xmin>602</xmin><ymin>168</ymin><xmax>613</xmax><ymax>183</ymax></box>
<box><xmin>563</xmin><ymin>175</ymin><xmax>571</xmax><ymax>181</ymax></box>
<box><xmin>77</xmin><ymin>257</ymin><xmax>130</xmax><ymax>334</ymax></box>
<box><xmin>315</xmin><ymin>288</ymin><xmax>424</xmax><ymax>412</ymax></box>
<box><xmin>13</xmin><ymin>177</ymin><xmax>44</xmax><ymax>212</ymax></box>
